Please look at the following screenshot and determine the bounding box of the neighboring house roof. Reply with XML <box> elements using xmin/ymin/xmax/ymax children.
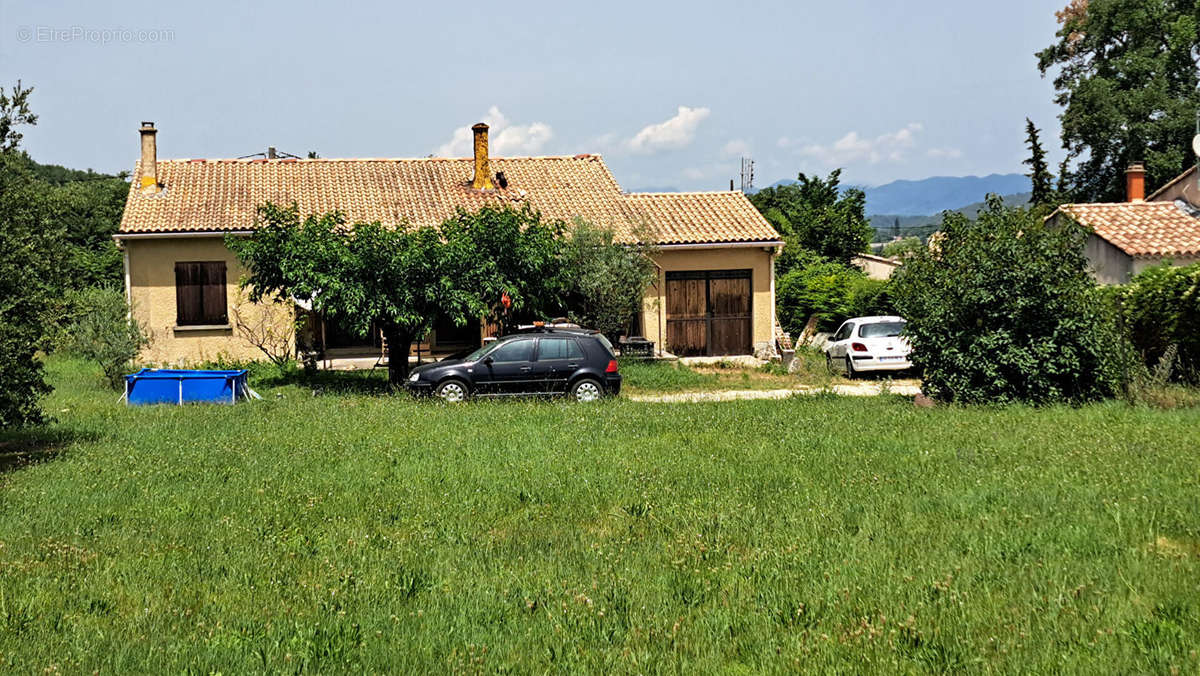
<box><xmin>1055</xmin><ymin>201</ymin><xmax>1200</xmax><ymax>257</ymax></box>
<box><xmin>622</xmin><ymin>192</ymin><xmax>782</xmax><ymax>245</ymax></box>
<box><xmin>117</xmin><ymin>156</ymin><xmax>781</xmax><ymax>246</ymax></box>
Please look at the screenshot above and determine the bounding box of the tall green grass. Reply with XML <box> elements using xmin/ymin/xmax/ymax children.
<box><xmin>1</xmin><ymin>358</ymin><xmax>1198</xmax><ymax>672</ymax></box>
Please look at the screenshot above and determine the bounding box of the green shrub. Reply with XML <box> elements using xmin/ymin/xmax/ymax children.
<box><xmin>60</xmin><ymin>287</ymin><xmax>148</xmax><ymax>389</ymax></box>
<box><xmin>1107</xmin><ymin>263</ymin><xmax>1200</xmax><ymax>383</ymax></box>
<box><xmin>776</xmin><ymin>259</ymin><xmax>894</xmax><ymax>334</ymax></box>
<box><xmin>891</xmin><ymin>197</ymin><xmax>1127</xmax><ymax>404</ymax></box>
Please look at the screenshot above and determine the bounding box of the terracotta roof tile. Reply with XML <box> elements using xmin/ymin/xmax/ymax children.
<box><xmin>1056</xmin><ymin>201</ymin><xmax>1200</xmax><ymax>257</ymax></box>
<box><xmin>622</xmin><ymin>192</ymin><xmax>782</xmax><ymax>245</ymax></box>
<box><xmin>117</xmin><ymin>156</ymin><xmax>780</xmax><ymax>246</ymax></box>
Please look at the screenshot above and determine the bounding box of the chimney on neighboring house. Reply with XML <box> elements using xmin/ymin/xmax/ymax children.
<box><xmin>471</xmin><ymin>122</ymin><xmax>494</xmax><ymax>190</ymax></box>
<box><xmin>1126</xmin><ymin>162</ymin><xmax>1146</xmax><ymax>202</ymax></box>
<box><xmin>139</xmin><ymin>121</ymin><xmax>158</xmax><ymax>192</ymax></box>
<box><xmin>268</xmin><ymin>146</ymin><xmax>277</xmax><ymax>159</ymax></box>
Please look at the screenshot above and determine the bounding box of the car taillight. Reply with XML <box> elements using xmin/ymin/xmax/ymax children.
<box><xmin>851</xmin><ymin>342</ymin><xmax>868</xmax><ymax>352</ymax></box>
<box><xmin>605</xmin><ymin>359</ymin><xmax>619</xmax><ymax>373</ymax></box>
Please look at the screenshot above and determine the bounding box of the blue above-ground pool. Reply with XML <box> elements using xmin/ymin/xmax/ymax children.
<box><xmin>124</xmin><ymin>369</ymin><xmax>258</xmax><ymax>406</ymax></box>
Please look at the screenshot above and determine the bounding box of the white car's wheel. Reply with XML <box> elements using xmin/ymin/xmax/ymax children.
<box><xmin>844</xmin><ymin>357</ymin><xmax>857</xmax><ymax>380</ymax></box>
<box><xmin>826</xmin><ymin>353</ymin><xmax>836</xmax><ymax>375</ymax></box>
<box><xmin>435</xmin><ymin>379</ymin><xmax>468</xmax><ymax>403</ymax></box>
<box><xmin>570</xmin><ymin>378</ymin><xmax>603</xmax><ymax>402</ymax></box>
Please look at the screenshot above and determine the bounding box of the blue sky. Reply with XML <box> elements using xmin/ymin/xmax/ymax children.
<box><xmin>2</xmin><ymin>0</ymin><xmax>1065</xmax><ymax>190</ymax></box>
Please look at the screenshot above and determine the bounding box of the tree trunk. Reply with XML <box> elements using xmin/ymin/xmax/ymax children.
<box><xmin>384</xmin><ymin>326</ymin><xmax>413</xmax><ymax>387</ymax></box>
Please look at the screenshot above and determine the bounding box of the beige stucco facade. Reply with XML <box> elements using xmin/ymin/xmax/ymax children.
<box><xmin>122</xmin><ymin>236</ymin><xmax>778</xmax><ymax>365</ymax></box>
<box><xmin>640</xmin><ymin>245</ymin><xmax>777</xmax><ymax>356</ymax></box>
<box><xmin>123</xmin><ymin>236</ymin><xmax>295</xmax><ymax>365</ymax></box>
<box><xmin>1082</xmin><ymin>232</ymin><xmax>1200</xmax><ymax>285</ymax></box>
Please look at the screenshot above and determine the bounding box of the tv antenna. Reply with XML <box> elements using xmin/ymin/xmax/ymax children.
<box><xmin>740</xmin><ymin>157</ymin><xmax>755</xmax><ymax>192</ymax></box>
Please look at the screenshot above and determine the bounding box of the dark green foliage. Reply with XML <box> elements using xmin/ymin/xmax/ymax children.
<box><xmin>749</xmin><ymin>170</ymin><xmax>872</xmax><ymax>270</ymax></box>
<box><xmin>891</xmin><ymin>197</ymin><xmax>1127</xmax><ymax>404</ymax></box>
<box><xmin>0</xmin><ymin>153</ymin><xmax>56</xmax><ymax>427</ymax></box>
<box><xmin>559</xmin><ymin>220</ymin><xmax>658</xmax><ymax>341</ymax></box>
<box><xmin>1107</xmin><ymin>262</ymin><xmax>1200</xmax><ymax>383</ymax></box>
<box><xmin>776</xmin><ymin>257</ymin><xmax>894</xmax><ymax>334</ymax></box>
<box><xmin>880</xmin><ymin>237</ymin><xmax>924</xmax><ymax>259</ymax></box>
<box><xmin>1037</xmin><ymin>0</ymin><xmax>1200</xmax><ymax>202</ymax></box>
<box><xmin>0</xmin><ymin>80</ymin><xmax>36</xmax><ymax>153</ymax></box>
<box><xmin>40</xmin><ymin>164</ymin><xmax>128</xmax><ymax>290</ymax></box>
<box><xmin>1023</xmin><ymin>118</ymin><xmax>1055</xmax><ymax>210</ymax></box>
<box><xmin>59</xmin><ymin>287</ymin><xmax>148</xmax><ymax>389</ymax></box>
<box><xmin>229</xmin><ymin>203</ymin><xmax>567</xmax><ymax>384</ymax></box>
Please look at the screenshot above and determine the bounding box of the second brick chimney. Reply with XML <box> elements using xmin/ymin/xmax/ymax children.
<box><xmin>471</xmin><ymin>122</ymin><xmax>494</xmax><ymax>190</ymax></box>
<box><xmin>1126</xmin><ymin>162</ymin><xmax>1146</xmax><ymax>202</ymax></box>
<box><xmin>139</xmin><ymin>121</ymin><xmax>158</xmax><ymax>193</ymax></box>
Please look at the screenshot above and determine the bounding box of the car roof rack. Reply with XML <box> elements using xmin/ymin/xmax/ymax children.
<box><xmin>511</xmin><ymin>323</ymin><xmax>596</xmax><ymax>335</ymax></box>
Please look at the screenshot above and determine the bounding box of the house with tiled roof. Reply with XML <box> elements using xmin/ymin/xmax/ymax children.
<box><xmin>1049</xmin><ymin>163</ymin><xmax>1200</xmax><ymax>284</ymax></box>
<box><xmin>116</xmin><ymin>122</ymin><xmax>783</xmax><ymax>364</ymax></box>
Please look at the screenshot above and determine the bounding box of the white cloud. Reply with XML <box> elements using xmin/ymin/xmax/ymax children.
<box><xmin>926</xmin><ymin>147</ymin><xmax>963</xmax><ymax>160</ymax></box>
<box><xmin>434</xmin><ymin>106</ymin><xmax>554</xmax><ymax>157</ymax></box>
<box><xmin>795</xmin><ymin>123</ymin><xmax>925</xmax><ymax>166</ymax></box>
<box><xmin>682</xmin><ymin>166</ymin><xmax>708</xmax><ymax>180</ymax></box>
<box><xmin>627</xmin><ymin>106</ymin><xmax>711</xmax><ymax>154</ymax></box>
<box><xmin>720</xmin><ymin>138</ymin><xmax>751</xmax><ymax>158</ymax></box>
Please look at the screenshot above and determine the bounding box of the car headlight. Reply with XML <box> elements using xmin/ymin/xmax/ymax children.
<box><xmin>408</xmin><ymin>371</ymin><xmax>420</xmax><ymax>382</ymax></box>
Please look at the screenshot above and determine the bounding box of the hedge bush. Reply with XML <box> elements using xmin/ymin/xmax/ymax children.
<box><xmin>1108</xmin><ymin>262</ymin><xmax>1200</xmax><ymax>383</ymax></box>
<box><xmin>776</xmin><ymin>258</ymin><xmax>894</xmax><ymax>334</ymax></box>
<box><xmin>890</xmin><ymin>197</ymin><xmax>1127</xmax><ymax>404</ymax></box>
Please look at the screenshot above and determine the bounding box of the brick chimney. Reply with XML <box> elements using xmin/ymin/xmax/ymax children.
<box><xmin>139</xmin><ymin>121</ymin><xmax>158</xmax><ymax>193</ymax></box>
<box><xmin>471</xmin><ymin>122</ymin><xmax>494</xmax><ymax>190</ymax></box>
<box><xmin>1125</xmin><ymin>162</ymin><xmax>1146</xmax><ymax>202</ymax></box>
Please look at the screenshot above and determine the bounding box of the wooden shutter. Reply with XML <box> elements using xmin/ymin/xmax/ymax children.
<box><xmin>175</xmin><ymin>261</ymin><xmax>227</xmax><ymax>326</ymax></box>
<box><xmin>175</xmin><ymin>263</ymin><xmax>203</xmax><ymax>325</ymax></box>
<box><xmin>201</xmin><ymin>262</ymin><xmax>227</xmax><ymax>324</ymax></box>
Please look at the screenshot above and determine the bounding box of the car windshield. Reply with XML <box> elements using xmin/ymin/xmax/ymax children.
<box><xmin>462</xmin><ymin>342</ymin><xmax>496</xmax><ymax>362</ymax></box>
<box><xmin>858</xmin><ymin>321</ymin><xmax>906</xmax><ymax>338</ymax></box>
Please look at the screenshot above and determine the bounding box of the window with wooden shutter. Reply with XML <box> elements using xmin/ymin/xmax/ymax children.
<box><xmin>175</xmin><ymin>261</ymin><xmax>228</xmax><ymax>326</ymax></box>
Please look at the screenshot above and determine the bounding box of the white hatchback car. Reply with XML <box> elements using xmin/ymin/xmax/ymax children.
<box><xmin>825</xmin><ymin>316</ymin><xmax>912</xmax><ymax>378</ymax></box>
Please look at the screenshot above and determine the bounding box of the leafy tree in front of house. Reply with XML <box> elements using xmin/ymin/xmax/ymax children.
<box><xmin>748</xmin><ymin>169</ymin><xmax>872</xmax><ymax>270</ymax></box>
<box><xmin>229</xmin><ymin>203</ymin><xmax>566</xmax><ymax>385</ymax></box>
<box><xmin>60</xmin><ymin>287</ymin><xmax>148</xmax><ymax>389</ymax></box>
<box><xmin>559</xmin><ymin>220</ymin><xmax>658</xmax><ymax>342</ymax></box>
<box><xmin>1037</xmin><ymin>0</ymin><xmax>1200</xmax><ymax>201</ymax></box>
<box><xmin>891</xmin><ymin>196</ymin><xmax>1128</xmax><ymax>404</ymax></box>
<box><xmin>0</xmin><ymin>83</ymin><xmax>60</xmax><ymax>427</ymax></box>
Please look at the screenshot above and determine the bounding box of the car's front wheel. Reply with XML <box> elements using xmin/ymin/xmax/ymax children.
<box><xmin>435</xmin><ymin>379</ymin><xmax>469</xmax><ymax>403</ymax></box>
<box><xmin>826</xmin><ymin>353</ymin><xmax>836</xmax><ymax>375</ymax></box>
<box><xmin>569</xmin><ymin>378</ymin><xmax>603</xmax><ymax>402</ymax></box>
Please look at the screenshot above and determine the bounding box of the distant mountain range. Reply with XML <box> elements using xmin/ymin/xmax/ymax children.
<box><xmin>868</xmin><ymin>192</ymin><xmax>1032</xmax><ymax>242</ymax></box>
<box><xmin>763</xmin><ymin>173</ymin><xmax>1032</xmax><ymax>216</ymax></box>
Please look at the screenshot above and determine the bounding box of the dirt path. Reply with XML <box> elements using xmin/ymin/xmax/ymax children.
<box><xmin>625</xmin><ymin>381</ymin><xmax>921</xmax><ymax>403</ymax></box>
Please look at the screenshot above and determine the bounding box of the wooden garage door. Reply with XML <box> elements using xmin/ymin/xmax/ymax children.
<box><xmin>665</xmin><ymin>270</ymin><xmax>752</xmax><ymax>356</ymax></box>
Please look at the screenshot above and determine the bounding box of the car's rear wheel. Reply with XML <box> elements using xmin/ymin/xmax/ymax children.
<box><xmin>844</xmin><ymin>357</ymin><xmax>857</xmax><ymax>380</ymax></box>
<box><xmin>569</xmin><ymin>378</ymin><xmax>603</xmax><ymax>402</ymax></box>
<box><xmin>435</xmin><ymin>379</ymin><xmax>469</xmax><ymax>403</ymax></box>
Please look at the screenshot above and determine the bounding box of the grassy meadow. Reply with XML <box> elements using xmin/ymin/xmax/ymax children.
<box><xmin>1</xmin><ymin>358</ymin><xmax>1199</xmax><ymax>672</ymax></box>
